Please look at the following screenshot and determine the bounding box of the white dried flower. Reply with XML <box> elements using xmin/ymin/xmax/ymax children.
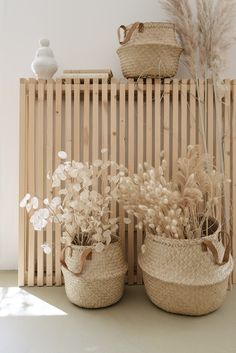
<box><xmin>24</xmin><ymin>196</ymin><xmax>39</xmax><ymax>212</ymax></box>
<box><xmin>44</xmin><ymin>198</ymin><xmax>49</xmax><ymax>205</ymax></box>
<box><xmin>20</xmin><ymin>193</ymin><xmax>31</xmax><ymax>208</ymax></box>
<box><xmin>58</xmin><ymin>151</ymin><xmax>67</xmax><ymax>159</ymax></box>
<box><xmin>30</xmin><ymin>208</ymin><xmax>49</xmax><ymax>231</ymax></box>
<box><xmin>41</xmin><ymin>243</ymin><xmax>52</xmax><ymax>255</ymax></box>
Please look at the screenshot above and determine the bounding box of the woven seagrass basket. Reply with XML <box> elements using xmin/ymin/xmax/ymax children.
<box><xmin>117</xmin><ymin>22</ymin><xmax>183</xmax><ymax>79</ymax></box>
<box><xmin>61</xmin><ymin>241</ymin><xmax>127</xmax><ymax>308</ymax></box>
<box><xmin>138</xmin><ymin>220</ymin><xmax>233</xmax><ymax>316</ymax></box>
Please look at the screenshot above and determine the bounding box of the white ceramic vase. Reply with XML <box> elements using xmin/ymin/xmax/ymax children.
<box><xmin>31</xmin><ymin>38</ymin><xmax>58</xmax><ymax>79</ymax></box>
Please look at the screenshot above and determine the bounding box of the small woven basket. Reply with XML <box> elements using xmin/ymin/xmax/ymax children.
<box><xmin>117</xmin><ymin>22</ymin><xmax>183</xmax><ymax>79</ymax></box>
<box><xmin>138</xmin><ymin>221</ymin><xmax>233</xmax><ymax>316</ymax></box>
<box><xmin>61</xmin><ymin>241</ymin><xmax>127</xmax><ymax>308</ymax></box>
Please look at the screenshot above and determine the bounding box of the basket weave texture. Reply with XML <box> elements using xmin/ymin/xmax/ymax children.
<box><xmin>62</xmin><ymin>241</ymin><xmax>127</xmax><ymax>308</ymax></box>
<box><xmin>117</xmin><ymin>22</ymin><xmax>183</xmax><ymax>79</ymax></box>
<box><xmin>138</xmin><ymin>230</ymin><xmax>233</xmax><ymax>316</ymax></box>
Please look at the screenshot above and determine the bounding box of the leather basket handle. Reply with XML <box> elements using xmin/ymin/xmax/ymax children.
<box><xmin>118</xmin><ymin>22</ymin><xmax>144</xmax><ymax>45</ymax></box>
<box><xmin>202</xmin><ymin>231</ymin><xmax>231</xmax><ymax>266</ymax></box>
<box><xmin>60</xmin><ymin>245</ymin><xmax>92</xmax><ymax>276</ymax></box>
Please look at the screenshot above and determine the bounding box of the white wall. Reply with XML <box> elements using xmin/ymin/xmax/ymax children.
<box><xmin>0</xmin><ymin>0</ymin><xmax>236</xmax><ymax>269</ymax></box>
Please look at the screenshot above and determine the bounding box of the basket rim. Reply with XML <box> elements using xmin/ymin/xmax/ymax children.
<box><xmin>122</xmin><ymin>22</ymin><xmax>176</xmax><ymax>29</ymax></box>
<box><xmin>117</xmin><ymin>42</ymin><xmax>183</xmax><ymax>53</ymax></box>
<box><xmin>68</xmin><ymin>239</ymin><xmax>120</xmax><ymax>251</ymax></box>
<box><xmin>146</xmin><ymin>223</ymin><xmax>222</xmax><ymax>247</ymax></box>
<box><xmin>139</xmin><ymin>21</ymin><xmax>175</xmax><ymax>26</ymax></box>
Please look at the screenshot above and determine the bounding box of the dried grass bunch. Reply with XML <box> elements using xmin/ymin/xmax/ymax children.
<box><xmin>160</xmin><ymin>0</ymin><xmax>236</xmax><ymax>80</ymax></box>
<box><xmin>20</xmin><ymin>151</ymin><xmax>125</xmax><ymax>253</ymax></box>
<box><xmin>160</xmin><ymin>0</ymin><xmax>198</xmax><ymax>77</ymax></box>
<box><xmin>118</xmin><ymin>146</ymin><xmax>224</xmax><ymax>239</ymax></box>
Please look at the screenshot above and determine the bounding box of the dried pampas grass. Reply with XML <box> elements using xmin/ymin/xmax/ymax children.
<box><xmin>197</xmin><ymin>0</ymin><xmax>236</xmax><ymax>81</ymax></box>
<box><xmin>161</xmin><ymin>0</ymin><xmax>236</xmax><ymax>79</ymax></box>
<box><xmin>160</xmin><ymin>0</ymin><xmax>198</xmax><ymax>77</ymax></box>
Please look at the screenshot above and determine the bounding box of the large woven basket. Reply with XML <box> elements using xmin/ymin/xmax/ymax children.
<box><xmin>117</xmin><ymin>22</ymin><xmax>183</xmax><ymax>79</ymax></box>
<box><xmin>138</xmin><ymin>224</ymin><xmax>233</xmax><ymax>316</ymax></box>
<box><xmin>61</xmin><ymin>241</ymin><xmax>127</xmax><ymax>308</ymax></box>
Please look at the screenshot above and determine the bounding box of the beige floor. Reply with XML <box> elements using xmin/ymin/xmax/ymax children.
<box><xmin>0</xmin><ymin>271</ymin><xmax>236</xmax><ymax>353</ymax></box>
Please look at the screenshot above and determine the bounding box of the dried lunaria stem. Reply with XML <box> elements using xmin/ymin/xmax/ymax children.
<box><xmin>20</xmin><ymin>150</ymin><xmax>126</xmax><ymax>253</ymax></box>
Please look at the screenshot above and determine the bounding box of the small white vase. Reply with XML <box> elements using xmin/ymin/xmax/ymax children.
<box><xmin>31</xmin><ymin>38</ymin><xmax>58</xmax><ymax>79</ymax></box>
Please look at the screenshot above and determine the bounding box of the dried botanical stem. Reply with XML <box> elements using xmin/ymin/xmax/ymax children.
<box><xmin>118</xmin><ymin>146</ymin><xmax>222</xmax><ymax>239</ymax></box>
<box><xmin>161</xmin><ymin>0</ymin><xmax>235</xmax><ymax>243</ymax></box>
<box><xmin>160</xmin><ymin>0</ymin><xmax>198</xmax><ymax>77</ymax></box>
<box><xmin>213</xmin><ymin>77</ymin><xmax>230</xmax><ymax>235</ymax></box>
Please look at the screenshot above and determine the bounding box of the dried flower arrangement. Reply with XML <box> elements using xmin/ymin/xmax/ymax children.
<box><xmin>160</xmin><ymin>0</ymin><xmax>236</xmax><ymax>237</ymax></box>
<box><xmin>20</xmin><ymin>150</ymin><xmax>125</xmax><ymax>253</ymax></box>
<box><xmin>130</xmin><ymin>146</ymin><xmax>234</xmax><ymax>315</ymax></box>
<box><xmin>118</xmin><ymin>145</ymin><xmax>225</xmax><ymax>239</ymax></box>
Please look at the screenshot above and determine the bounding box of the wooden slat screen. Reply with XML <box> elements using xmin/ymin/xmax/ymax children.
<box><xmin>19</xmin><ymin>78</ymin><xmax>236</xmax><ymax>286</ymax></box>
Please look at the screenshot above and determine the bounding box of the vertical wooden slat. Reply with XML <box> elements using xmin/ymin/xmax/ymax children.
<box><xmin>55</xmin><ymin>79</ymin><xmax>62</xmax><ymax>285</ymax></box>
<box><xmin>172</xmin><ymin>79</ymin><xmax>179</xmax><ymax>177</ymax></box>
<box><xmin>189</xmin><ymin>79</ymin><xmax>196</xmax><ymax>146</ymax></box>
<box><xmin>180</xmin><ymin>79</ymin><xmax>188</xmax><ymax>156</ymax></box>
<box><xmin>92</xmin><ymin>79</ymin><xmax>99</xmax><ymax>190</ymax></box>
<box><xmin>137</xmin><ymin>79</ymin><xmax>144</xmax><ymax>284</ymax></box>
<box><xmin>224</xmin><ymin>80</ymin><xmax>231</xmax><ymax>236</ymax></box>
<box><xmin>232</xmin><ymin>81</ymin><xmax>236</xmax><ymax>283</ymax></box>
<box><xmin>146</xmin><ymin>78</ymin><xmax>152</xmax><ymax>165</ymax></box>
<box><xmin>46</xmin><ymin>80</ymin><xmax>54</xmax><ymax>286</ymax></box>
<box><xmin>27</xmin><ymin>79</ymin><xmax>36</xmax><ymax>286</ymax></box>
<box><xmin>74</xmin><ymin>79</ymin><xmax>80</xmax><ymax>161</ymax></box>
<box><xmin>19</xmin><ymin>79</ymin><xmax>27</xmax><ymax>286</ymax></box>
<box><xmin>128</xmin><ymin>79</ymin><xmax>135</xmax><ymax>284</ymax></box>
<box><xmin>119</xmin><ymin>80</ymin><xmax>126</xmax><ymax>253</ymax></box>
<box><xmin>65</xmin><ymin>79</ymin><xmax>72</xmax><ymax>160</ymax></box>
<box><xmin>207</xmin><ymin>79</ymin><xmax>214</xmax><ymax>157</ymax></box>
<box><xmin>36</xmin><ymin>79</ymin><xmax>45</xmax><ymax>286</ymax></box>
<box><xmin>154</xmin><ymin>79</ymin><xmax>161</xmax><ymax>169</ymax></box>
<box><xmin>102</xmin><ymin>79</ymin><xmax>108</xmax><ymax>193</ymax></box>
<box><xmin>198</xmin><ymin>79</ymin><xmax>205</xmax><ymax>151</ymax></box>
<box><xmin>215</xmin><ymin>86</ymin><xmax>222</xmax><ymax>221</ymax></box>
<box><xmin>163</xmin><ymin>79</ymin><xmax>170</xmax><ymax>177</ymax></box>
<box><xmin>83</xmin><ymin>79</ymin><xmax>90</xmax><ymax>162</ymax></box>
<box><xmin>110</xmin><ymin>78</ymin><xmax>117</xmax><ymax>216</ymax></box>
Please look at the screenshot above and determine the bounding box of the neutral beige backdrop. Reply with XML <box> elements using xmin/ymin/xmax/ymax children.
<box><xmin>0</xmin><ymin>0</ymin><xmax>236</xmax><ymax>269</ymax></box>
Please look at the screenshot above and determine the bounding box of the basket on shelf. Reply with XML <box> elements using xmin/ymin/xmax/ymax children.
<box><xmin>138</xmin><ymin>218</ymin><xmax>233</xmax><ymax>316</ymax></box>
<box><xmin>117</xmin><ymin>22</ymin><xmax>183</xmax><ymax>79</ymax></box>
<box><xmin>61</xmin><ymin>241</ymin><xmax>127</xmax><ymax>309</ymax></box>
